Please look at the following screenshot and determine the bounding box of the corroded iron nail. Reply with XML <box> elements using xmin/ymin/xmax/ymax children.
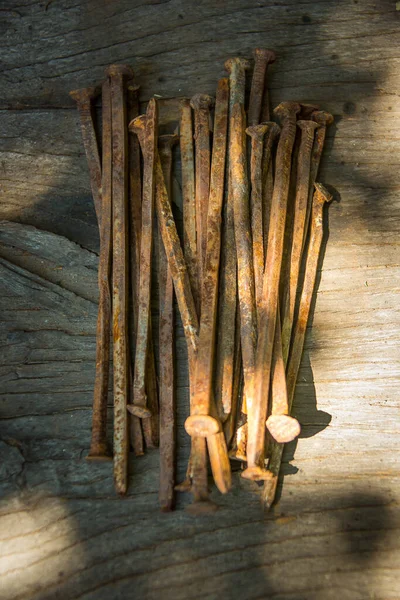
<box><xmin>86</xmin><ymin>80</ymin><xmax>113</xmax><ymax>462</ymax></box>
<box><xmin>214</xmin><ymin>57</ymin><xmax>250</xmax><ymax>432</ymax></box>
<box><xmin>69</xmin><ymin>86</ymin><xmax>102</xmax><ymax>226</ymax></box>
<box><xmin>281</xmin><ymin>119</ymin><xmax>320</xmax><ymax>364</ymax></box>
<box><xmin>190</xmin><ymin>93</ymin><xmax>214</xmax><ymax>302</ymax></box>
<box><xmin>158</xmin><ymin>133</ymin><xmax>179</xmax><ymax>512</ymax></box>
<box><xmin>266</xmin><ymin>308</ymin><xmax>301</xmax><ymax>444</ymax></box>
<box><xmin>126</xmin><ymin>80</ymin><xmax>146</xmax><ymax>456</ymax></box>
<box><xmin>230</xmin><ymin>102</ymin><xmax>257</xmax><ymax>436</ymax></box>
<box><xmin>248</xmin><ymin>48</ymin><xmax>276</xmax><ymax>126</ymax></box>
<box><xmin>180</xmin><ymin>99</ymin><xmax>199</xmax><ymax>310</ymax></box>
<box><xmin>106</xmin><ymin>63</ymin><xmax>134</xmax><ymax>495</ymax></box>
<box><xmin>246</xmin><ymin>122</ymin><xmax>280</xmax><ymax>325</ymax></box>
<box><xmin>192</xmin><ymin>77</ymin><xmax>229</xmax><ymax>446</ymax></box>
<box><xmin>128</xmin><ymin>99</ymin><xmax>158</xmax><ymax>421</ymax></box>
<box><xmin>263</xmin><ymin>183</ymin><xmax>333</xmax><ymax>508</ymax></box>
<box><xmin>242</xmin><ymin>101</ymin><xmax>300</xmax><ymax>482</ymax></box>
<box><xmin>142</xmin><ymin>327</ymin><xmax>160</xmax><ymax>448</ymax></box>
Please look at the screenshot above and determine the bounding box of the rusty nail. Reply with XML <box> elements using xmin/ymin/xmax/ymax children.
<box><xmin>263</xmin><ymin>183</ymin><xmax>333</xmax><ymax>508</ymax></box>
<box><xmin>242</xmin><ymin>101</ymin><xmax>300</xmax><ymax>482</ymax></box>
<box><xmin>126</xmin><ymin>80</ymin><xmax>146</xmax><ymax>456</ymax></box>
<box><xmin>158</xmin><ymin>133</ymin><xmax>179</xmax><ymax>512</ymax></box>
<box><xmin>127</xmin><ymin>99</ymin><xmax>158</xmax><ymax>422</ymax></box>
<box><xmin>69</xmin><ymin>86</ymin><xmax>102</xmax><ymax>226</ymax></box>
<box><xmin>105</xmin><ymin>64</ymin><xmax>134</xmax><ymax>494</ymax></box>
<box><xmin>248</xmin><ymin>48</ymin><xmax>276</xmax><ymax>126</ymax></box>
<box><xmin>246</xmin><ymin>121</ymin><xmax>280</xmax><ymax>325</ymax></box>
<box><xmin>214</xmin><ymin>57</ymin><xmax>250</xmax><ymax>434</ymax></box>
<box><xmin>281</xmin><ymin>119</ymin><xmax>320</xmax><ymax>364</ymax></box>
<box><xmin>230</xmin><ymin>102</ymin><xmax>258</xmax><ymax>433</ymax></box>
<box><xmin>84</xmin><ymin>80</ymin><xmax>113</xmax><ymax>462</ymax></box>
<box><xmin>191</xmin><ymin>77</ymin><xmax>229</xmax><ymax>442</ymax></box>
<box><xmin>190</xmin><ymin>93</ymin><xmax>214</xmax><ymax>303</ymax></box>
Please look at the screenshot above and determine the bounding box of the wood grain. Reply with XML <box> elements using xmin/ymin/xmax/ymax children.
<box><xmin>1</xmin><ymin>1</ymin><xmax>400</xmax><ymax>598</ymax></box>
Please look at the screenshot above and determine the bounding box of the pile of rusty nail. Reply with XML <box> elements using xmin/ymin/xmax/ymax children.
<box><xmin>71</xmin><ymin>49</ymin><xmax>334</xmax><ymax>514</ymax></box>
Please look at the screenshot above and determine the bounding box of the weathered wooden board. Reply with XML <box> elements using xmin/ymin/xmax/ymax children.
<box><xmin>1</xmin><ymin>0</ymin><xmax>400</xmax><ymax>598</ymax></box>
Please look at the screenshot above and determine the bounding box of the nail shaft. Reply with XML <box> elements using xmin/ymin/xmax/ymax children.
<box><xmin>107</xmin><ymin>64</ymin><xmax>134</xmax><ymax>494</ymax></box>
<box><xmin>190</xmin><ymin>94</ymin><xmax>213</xmax><ymax>302</ymax></box>
<box><xmin>126</xmin><ymin>81</ymin><xmax>145</xmax><ymax>456</ymax></box>
<box><xmin>130</xmin><ymin>99</ymin><xmax>158</xmax><ymax>420</ymax></box>
<box><xmin>180</xmin><ymin>99</ymin><xmax>199</xmax><ymax>310</ymax></box>
<box><xmin>84</xmin><ymin>81</ymin><xmax>112</xmax><ymax>461</ymax></box>
<box><xmin>263</xmin><ymin>183</ymin><xmax>333</xmax><ymax>508</ymax></box>
<box><xmin>158</xmin><ymin>133</ymin><xmax>178</xmax><ymax>511</ymax></box>
<box><xmin>281</xmin><ymin>120</ymin><xmax>320</xmax><ymax>363</ymax></box>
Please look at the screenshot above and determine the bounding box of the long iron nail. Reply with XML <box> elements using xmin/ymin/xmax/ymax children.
<box><xmin>128</xmin><ymin>99</ymin><xmax>158</xmax><ymax>421</ymax></box>
<box><xmin>299</xmin><ymin>103</ymin><xmax>320</xmax><ymax>119</ymax></box>
<box><xmin>69</xmin><ymin>86</ymin><xmax>102</xmax><ymax>226</ymax></box>
<box><xmin>158</xmin><ymin>133</ymin><xmax>179</xmax><ymax>512</ymax></box>
<box><xmin>263</xmin><ymin>183</ymin><xmax>333</xmax><ymax>508</ymax></box>
<box><xmin>106</xmin><ymin>64</ymin><xmax>134</xmax><ymax>494</ymax></box>
<box><xmin>192</xmin><ymin>78</ymin><xmax>229</xmax><ymax>442</ymax></box>
<box><xmin>190</xmin><ymin>93</ymin><xmax>214</xmax><ymax>303</ymax></box>
<box><xmin>126</xmin><ymin>80</ymin><xmax>146</xmax><ymax>456</ymax></box>
<box><xmin>214</xmin><ymin>57</ymin><xmax>250</xmax><ymax>434</ymax></box>
<box><xmin>281</xmin><ymin>119</ymin><xmax>320</xmax><ymax>364</ymax></box>
<box><xmin>180</xmin><ymin>99</ymin><xmax>199</xmax><ymax>311</ymax></box>
<box><xmin>84</xmin><ymin>80</ymin><xmax>113</xmax><ymax>462</ymax></box>
<box><xmin>242</xmin><ymin>101</ymin><xmax>300</xmax><ymax>481</ymax></box>
<box><xmin>246</xmin><ymin>122</ymin><xmax>280</xmax><ymax>325</ymax></box>
<box><xmin>248</xmin><ymin>48</ymin><xmax>276</xmax><ymax>126</ymax></box>
<box><xmin>230</xmin><ymin>102</ymin><xmax>258</xmax><ymax>426</ymax></box>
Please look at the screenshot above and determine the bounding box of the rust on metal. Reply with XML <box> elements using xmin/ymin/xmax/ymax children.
<box><xmin>190</xmin><ymin>93</ymin><xmax>214</xmax><ymax>301</ymax></box>
<box><xmin>261</xmin><ymin>123</ymin><xmax>280</xmax><ymax>257</ymax></box>
<box><xmin>106</xmin><ymin>63</ymin><xmax>134</xmax><ymax>495</ymax></box>
<box><xmin>180</xmin><ymin>99</ymin><xmax>199</xmax><ymax>309</ymax></box>
<box><xmin>263</xmin><ymin>183</ymin><xmax>333</xmax><ymax>508</ymax></box>
<box><xmin>242</xmin><ymin>101</ymin><xmax>300</xmax><ymax>482</ymax></box>
<box><xmin>158</xmin><ymin>133</ymin><xmax>179</xmax><ymax>512</ymax></box>
<box><xmin>126</xmin><ymin>80</ymin><xmax>146</xmax><ymax>456</ymax></box>
<box><xmin>230</xmin><ymin>103</ymin><xmax>258</xmax><ymax>446</ymax></box>
<box><xmin>214</xmin><ymin>57</ymin><xmax>250</xmax><ymax>435</ymax></box>
<box><xmin>299</xmin><ymin>103</ymin><xmax>320</xmax><ymax>119</ymax></box>
<box><xmin>248</xmin><ymin>48</ymin><xmax>276</xmax><ymax>127</ymax></box>
<box><xmin>191</xmin><ymin>78</ymin><xmax>229</xmax><ymax>441</ymax></box>
<box><xmin>69</xmin><ymin>86</ymin><xmax>102</xmax><ymax>225</ymax></box>
<box><xmin>281</xmin><ymin>119</ymin><xmax>320</xmax><ymax>363</ymax></box>
<box><xmin>246</xmin><ymin>122</ymin><xmax>280</xmax><ymax>325</ymax></box>
<box><xmin>128</xmin><ymin>99</ymin><xmax>158</xmax><ymax>421</ymax></box>
<box><xmin>142</xmin><ymin>326</ymin><xmax>160</xmax><ymax>448</ymax></box>
<box><xmin>81</xmin><ymin>80</ymin><xmax>112</xmax><ymax>462</ymax></box>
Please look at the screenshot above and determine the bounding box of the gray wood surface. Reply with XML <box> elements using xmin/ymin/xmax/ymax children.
<box><xmin>1</xmin><ymin>1</ymin><xmax>400</xmax><ymax>598</ymax></box>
